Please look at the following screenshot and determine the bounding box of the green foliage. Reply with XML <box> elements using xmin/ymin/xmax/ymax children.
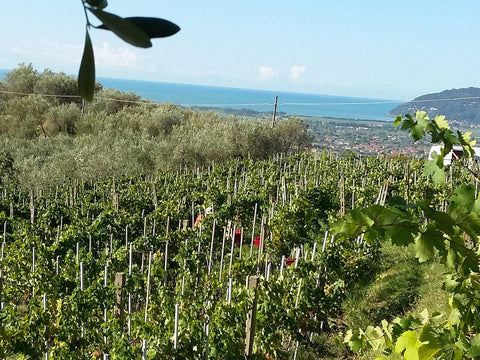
<box><xmin>340</xmin><ymin>111</ymin><xmax>480</xmax><ymax>359</ymax></box>
<box><xmin>0</xmin><ymin>63</ymin><xmax>39</xmax><ymax>99</ymax></box>
<box><xmin>0</xmin><ymin>149</ymin><xmax>16</xmax><ymax>185</ymax></box>
<box><xmin>0</xmin><ymin>67</ymin><xmax>313</xmax><ymax>188</ymax></box>
<box><xmin>0</xmin><ymin>152</ymin><xmax>395</xmax><ymax>358</ymax></box>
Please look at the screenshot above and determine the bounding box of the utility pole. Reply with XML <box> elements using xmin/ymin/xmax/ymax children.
<box><xmin>271</xmin><ymin>96</ymin><xmax>278</xmax><ymax>128</ymax></box>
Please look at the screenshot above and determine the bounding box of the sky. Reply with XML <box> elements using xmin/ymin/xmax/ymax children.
<box><xmin>1</xmin><ymin>1</ymin><xmax>480</xmax><ymax>101</ymax></box>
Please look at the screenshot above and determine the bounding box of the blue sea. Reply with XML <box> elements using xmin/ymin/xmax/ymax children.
<box><xmin>0</xmin><ymin>68</ymin><xmax>401</xmax><ymax>121</ymax></box>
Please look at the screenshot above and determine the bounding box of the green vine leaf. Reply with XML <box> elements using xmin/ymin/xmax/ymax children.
<box><xmin>395</xmin><ymin>330</ymin><xmax>425</xmax><ymax>360</ymax></box>
<box><xmin>433</xmin><ymin>115</ymin><xmax>449</xmax><ymax>130</ymax></box>
<box><xmin>450</xmin><ymin>185</ymin><xmax>475</xmax><ymax>214</ymax></box>
<box><xmin>414</xmin><ymin>229</ymin><xmax>440</xmax><ymax>262</ymax></box>
<box><xmin>409</xmin><ymin>111</ymin><xmax>432</xmax><ymax>142</ymax></box>
<box><xmin>418</xmin><ymin>324</ymin><xmax>442</xmax><ymax>360</ymax></box>
<box><xmin>467</xmin><ymin>334</ymin><xmax>480</xmax><ymax>358</ymax></box>
<box><xmin>423</xmin><ymin>157</ymin><xmax>445</xmax><ymax>184</ymax></box>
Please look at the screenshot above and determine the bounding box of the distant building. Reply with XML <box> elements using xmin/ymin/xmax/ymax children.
<box><xmin>428</xmin><ymin>145</ymin><xmax>480</xmax><ymax>166</ymax></box>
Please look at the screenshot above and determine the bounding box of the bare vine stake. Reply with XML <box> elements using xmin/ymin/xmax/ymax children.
<box><xmin>104</xmin><ymin>265</ymin><xmax>108</xmax><ymax>344</ymax></box>
<box><xmin>76</xmin><ymin>242</ymin><xmax>79</xmax><ymax>264</ymax></box>
<box><xmin>250</xmin><ymin>203</ymin><xmax>258</xmax><ymax>258</ymax></box>
<box><xmin>43</xmin><ymin>294</ymin><xmax>48</xmax><ymax>359</ymax></box>
<box><xmin>205</xmin><ymin>300</ymin><xmax>211</xmax><ymax>359</ymax></box>
<box><xmin>195</xmin><ymin>224</ymin><xmax>202</xmax><ymax>293</ymax></box>
<box><xmin>256</xmin><ymin>216</ymin><xmax>265</xmax><ymax>274</ymax></box>
<box><xmin>228</xmin><ymin>225</ymin><xmax>235</xmax><ymax>277</ymax></box>
<box><xmin>32</xmin><ymin>247</ymin><xmax>35</xmax><ymax>297</ymax></box>
<box><xmin>174</xmin><ymin>303</ymin><xmax>179</xmax><ymax>350</ymax></box>
<box><xmin>219</xmin><ymin>227</ymin><xmax>227</xmax><ymax>282</ymax></box>
<box><xmin>191</xmin><ymin>201</ymin><xmax>195</xmax><ymax>227</ymax></box>
<box><xmin>88</xmin><ymin>234</ymin><xmax>92</xmax><ymax>253</ymax></box>
<box><xmin>208</xmin><ymin>219</ymin><xmax>216</xmax><ymax>275</ymax></box>
<box><xmin>125</xmin><ymin>225</ymin><xmax>128</xmax><ymax>250</ymax></box>
<box><xmin>164</xmin><ymin>240</ymin><xmax>169</xmax><ymax>286</ymax></box>
<box><xmin>102</xmin><ymin>265</ymin><xmax>107</xmax><ymax>287</ymax></box>
<box><xmin>142</xmin><ymin>340</ymin><xmax>147</xmax><ymax>360</ymax></box>
<box><xmin>29</xmin><ymin>192</ymin><xmax>34</xmax><ymax>224</ymax></box>
<box><xmin>476</xmin><ymin>179</ymin><xmax>479</xmax><ymax>200</ymax></box>
<box><xmin>80</xmin><ymin>262</ymin><xmax>84</xmax><ymax>291</ymax></box>
<box><xmin>245</xmin><ymin>276</ymin><xmax>259</xmax><ymax>357</ymax></box>
<box><xmin>238</xmin><ymin>227</ymin><xmax>243</xmax><ymax>260</ymax></box>
<box><xmin>292</xmin><ymin>277</ymin><xmax>303</xmax><ymax>360</ymax></box>
<box><xmin>352</xmin><ymin>178</ymin><xmax>355</xmax><ymax>209</ymax></box>
<box><xmin>227</xmin><ymin>277</ymin><xmax>233</xmax><ymax>303</ymax></box>
<box><xmin>280</xmin><ymin>255</ymin><xmax>285</xmax><ymax>276</ymax></box>
<box><xmin>181</xmin><ymin>238</ymin><xmax>188</xmax><ymax>296</ymax></box>
<box><xmin>80</xmin><ymin>261</ymin><xmax>85</xmax><ymax>339</ymax></box>
<box><xmin>0</xmin><ymin>241</ymin><xmax>3</xmax><ymax>304</ymax></box>
<box><xmin>144</xmin><ymin>251</ymin><xmax>152</xmax><ymax>323</ymax></box>
<box><xmin>143</xmin><ymin>217</ymin><xmax>147</xmax><ymax>238</ymax></box>
<box><xmin>128</xmin><ymin>244</ymin><xmax>132</xmax><ymax>338</ymax></box>
<box><xmin>316</xmin><ymin>231</ymin><xmax>329</xmax><ymax>288</ymax></box>
<box><xmin>321</xmin><ymin>231</ymin><xmax>328</xmax><ymax>252</ymax></box>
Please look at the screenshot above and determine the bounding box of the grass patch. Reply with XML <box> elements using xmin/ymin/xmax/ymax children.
<box><xmin>296</xmin><ymin>242</ymin><xmax>448</xmax><ymax>359</ymax></box>
<box><xmin>342</xmin><ymin>242</ymin><xmax>424</xmax><ymax>330</ymax></box>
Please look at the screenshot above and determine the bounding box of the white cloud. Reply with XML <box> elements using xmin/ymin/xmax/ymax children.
<box><xmin>94</xmin><ymin>42</ymin><xmax>139</xmax><ymax>69</ymax></box>
<box><xmin>258</xmin><ymin>66</ymin><xmax>279</xmax><ymax>81</ymax></box>
<box><xmin>289</xmin><ymin>65</ymin><xmax>306</xmax><ymax>83</ymax></box>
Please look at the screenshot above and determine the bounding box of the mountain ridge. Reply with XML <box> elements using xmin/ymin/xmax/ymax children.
<box><xmin>390</xmin><ymin>87</ymin><xmax>480</xmax><ymax>125</ymax></box>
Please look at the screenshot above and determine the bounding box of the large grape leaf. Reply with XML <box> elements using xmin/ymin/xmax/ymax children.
<box><xmin>395</xmin><ymin>330</ymin><xmax>425</xmax><ymax>360</ymax></box>
<box><xmin>424</xmin><ymin>160</ymin><xmax>445</xmax><ymax>184</ymax></box>
<box><xmin>414</xmin><ymin>230</ymin><xmax>441</xmax><ymax>262</ymax></box>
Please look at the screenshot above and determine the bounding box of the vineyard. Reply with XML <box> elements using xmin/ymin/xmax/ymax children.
<box><xmin>0</xmin><ymin>117</ymin><xmax>478</xmax><ymax>359</ymax></box>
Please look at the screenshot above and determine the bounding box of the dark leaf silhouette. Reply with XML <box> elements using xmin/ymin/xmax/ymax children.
<box><xmin>97</xmin><ymin>17</ymin><xmax>180</xmax><ymax>38</ymax></box>
<box><xmin>78</xmin><ymin>31</ymin><xmax>95</xmax><ymax>102</ymax></box>
<box><xmin>89</xmin><ymin>8</ymin><xmax>152</xmax><ymax>48</ymax></box>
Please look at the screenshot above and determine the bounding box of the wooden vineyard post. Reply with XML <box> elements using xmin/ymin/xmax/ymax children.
<box><xmin>114</xmin><ymin>272</ymin><xmax>126</xmax><ymax>324</ymax></box>
<box><xmin>245</xmin><ymin>276</ymin><xmax>259</xmax><ymax>358</ymax></box>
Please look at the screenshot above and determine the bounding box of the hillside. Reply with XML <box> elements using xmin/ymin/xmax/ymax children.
<box><xmin>390</xmin><ymin>87</ymin><xmax>480</xmax><ymax>125</ymax></box>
